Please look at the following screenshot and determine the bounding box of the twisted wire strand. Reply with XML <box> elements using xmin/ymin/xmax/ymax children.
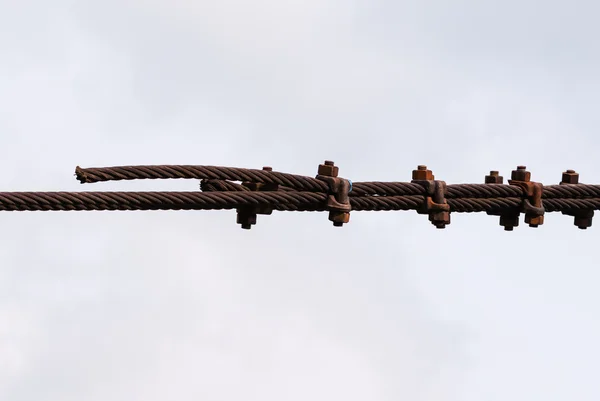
<box><xmin>353</xmin><ymin>182</ymin><xmax>600</xmax><ymax>199</ymax></box>
<box><xmin>76</xmin><ymin>165</ymin><xmax>328</xmax><ymax>192</ymax></box>
<box><xmin>200</xmin><ymin>179</ymin><xmax>250</xmax><ymax>192</ymax></box>
<box><xmin>350</xmin><ymin>182</ymin><xmax>426</xmax><ymax>196</ymax></box>
<box><xmin>199</xmin><ymin>179</ymin><xmax>296</xmax><ymax>192</ymax></box>
<box><xmin>197</xmin><ymin>179</ymin><xmax>597</xmax><ymax>204</ymax></box>
<box><xmin>446</xmin><ymin>197</ymin><xmax>522</xmax><ymax>213</ymax></box>
<box><xmin>351</xmin><ymin>197</ymin><xmax>523</xmax><ymax>213</ymax></box>
<box><xmin>1</xmin><ymin>191</ymin><xmax>599</xmax><ymax>214</ymax></box>
<box><xmin>542</xmin><ymin>198</ymin><xmax>600</xmax><ymax>212</ymax></box>
<box><xmin>543</xmin><ymin>184</ymin><xmax>600</xmax><ymax>199</ymax></box>
<box><xmin>349</xmin><ymin>195</ymin><xmax>424</xmax><ymax>211</ymax></box>
<box><xmin>77</xmin><ymin>166</ymin><xmax>600</xmax><ymax>200</ymax></box>
<box><xmin>446</xmin><ymin>184</ymin><xmax>522</xmax><ymax>198</ymax></box>
<box><xmin>350</xmin><ymin>182</ymin><xmax>523</xmax><ymax>198</ymax></box>
<box><xmin>0</xmin><ymin>192</ymin><xmax>327</xmax><ymax>212</ymax></box>
<box><xmin>351</xmin><ymin>183</ymin><xmax>600</xmax><ymax>199</ymax></box>
<box><xmin>75</xmin><ymin>165</ymin><xmax>600</xmax><ymax>203</ymax></box>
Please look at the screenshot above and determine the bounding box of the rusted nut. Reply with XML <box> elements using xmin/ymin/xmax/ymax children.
<box><xmin>560</xmin><ymin>169</ymin><xmax>579</xmax><ymax>185</ymax></box>
<box><xmin>511</xmin><ymin>165</ymin><xmax>531</xmax><ymax>182</ymax></box>
<box><xmin>573</xmin><ymin>210</ymin><xmax>594</xmax><ymax>230</ymax></box>
<box><xmin>318</xmin><ymin>160</ymin><xmax>339</xmax><ymax>178</ymax></box>
<box><xmin>499</xmin><ymin>214</ymin><xmax>519</xmax><ymax>231</ymax></box>
<box><xmin>562</xmin><ymin>209</ymin><xmax>594</xmax><ymax>229</ymax></box>
<box><xmin>330</xmin><ymin>211</ymin><xmax>351</xmax><ymax>227</ymax></box>
<box><xmin>429</xmin><ymin>209</ymin><xmax>451</xmax><ymax>229</ymax></box>
<box><xmin>412</xmin><ymin>165</ymin><xmax>434</xmax><ymax>181</ymax></box>
<box><xmin>524</xmin><ymin>214</ymin><xmax>544</xmax><ymax>228</ymax></box>
<box><xmin>236</xmin><ymin>208</ymin><xmax>257</xmax><ymax>230</ymax></box>
<box><xmin>485</xmin><ymin>170</ymin><xmax>504</xmax><ymax>184</ymax></box>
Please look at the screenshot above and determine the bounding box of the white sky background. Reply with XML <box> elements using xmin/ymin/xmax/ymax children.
<box><xmin>1</xmin><ymin>0</ymin><xmax>600</xmax><ymax>400</ymax></box>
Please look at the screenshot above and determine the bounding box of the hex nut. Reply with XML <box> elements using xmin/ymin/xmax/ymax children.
<box><xmin>237</xmin><ymin>209</ymin><xmax>257</xmax><ymax>229</ymax></box>
<box><xmin>525</xmin><ymin>214</ymin><xmax>544</xmax><ymax>227</ymax></box>
<box><xmin>561</xmin><ymin>170</ymin><xmax>579</xmax><ymax>184</ymax></box>
<box><xmin>429</xmin><ymin>211</ymin><xmax>450</xmax><ymax>227</ymax></box>
<box><xmin>329</xmin><ymin>211</ymin><xmax>350</xmax><ymax>226</ymax></box>
<box><xmin>574</xmin><ymin>215</ymin><xmax>592</xmax><ymax>229</ymax></box>
<box><xmin>500</xmin><ymin>214</ymin><xmax>519</xmax><ymax>230</ymax></box>
<box><xmin>412</xmin><ymin>167</ymin><xmax>434</xmax><ymax>181</ymax></box>
<box><xmin>485</xmin><ymin>171</ymin><xmax>504</xmax><ymax>184</ymax></box>
<box><xmin>511</xmin><ymin>166</ymin><xmax>531</xmax><ymax>182</ymax></box>
<box><xmin>318</xmin><ymin>164</ymin><xmax>339</xmax><ymax>177</ymax></box>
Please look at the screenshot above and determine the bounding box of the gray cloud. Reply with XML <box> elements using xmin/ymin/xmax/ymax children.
<box><xmin>1</xmin><ymin>0</ymin><xmax>600</xmax><ymax>400</ymax></box>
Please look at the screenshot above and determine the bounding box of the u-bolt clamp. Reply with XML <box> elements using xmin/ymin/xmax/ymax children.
<box><xmin>559</xmin><ymin>169</ymin><xmax>593</xmax><ymax>229</ymax></box>
<box><xmin>411</xmin><ymin>165</ymin><xmax>450</xmax><ymax>229</ymax></box>
<box><xmin>315</xmin><ymin>160</ymin><xmax>352</xmax><ymax>227</ymax></box>
<box><xmin>507</xmin><ymin>166</ymin><xmax>545</xmax><ymax>228</ymax></box>
<box><xmin>483</xmin><ymin>170</ymin><xmax>520</xmax><ymax>231</ymax></box>
<box><xmin>237</xmin><ymin>166</ymin><xmax>279</xmax><ymax>229</ymax></box>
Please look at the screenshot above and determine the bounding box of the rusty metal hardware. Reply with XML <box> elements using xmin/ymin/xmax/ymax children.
<box><xmin>236</xmin><ymin>166</ymin><xmax>278</xmax><ymax>229</ymax></box>
<box><xmin>315</xmin><ymin>160</ymin><xmax>351</xmax><ymax>227</ymax></box>
<box><xmin>561</xmin><ymin>169</ymin><xmax>579</xmax><ymax>185</ymax></box>
<box><xmin>236</xmin><ymin>208</ymin><xmax>257</xmax><ymax>230</ymax></box>
<box><xmin>5</xmin><ymin>162</ymin><xmax>600</xmax><ymax>231</ymax></box>
<box><xmin>411</xmin><ymin>165</ymin><xmax>450</xmax><ymax>229</ymax></box>
<box><xmin>559</xmin><ymin>169</ymin><xmax>593</xmax><ymax>229</ymax></box>
<box><xmin>485</xmin><ymin>170</ymin><xmax>504</xmax><ymax>184</ymax></box>
<box><xmin>412</xmin><ymin>165</ymin><xmax>434</xmax><ymax>181</ymax></box>
<box><xmin>507</xmin><ymin>166</ymin><xmax>545</xmax><ymax>228</ymax></box>
<box><xmin>242</xmin><ymin>166</ymin><xmax>279</xmax><ymax>214</ymax></box>
<box><xmin>317</xmin><ymin>160</ymin><xmax>339</xmax><ymax>178</ymax></box>
<box><xmin>483</xmin><ymin>170</ymin><xmax>520</xmax><ymax>231</ymax></box>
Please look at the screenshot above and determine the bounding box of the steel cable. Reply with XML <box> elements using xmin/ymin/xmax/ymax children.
<box><xmin>0</xmin><ymin>191</ymin><xmax>327</xmax><ymax>212</ymax></box>
<box><xmin>0</xmin><ymin>163</ymin><xmax>594</xmax><ymax>230</ymax></box>
<box><xmin>76</xmin><ymin>165</ymin><xmax>328</xmax><ymax>192</ymax></box>
<box><xmin>543</xmin><ymin>185</ymin><xmax>600</xmax><ymax>199</ymax></box>
<box><xmin>1</xmin><ymin>191</ymin><xmax>599</xmax><ymax>214</ymax></box>
<box><xmin>77</xmin><ymin>165</ymin><xmax>600</xmax><ymax>200</ymax></box>
<box><xmin>200</xmin><ymin>179</ymin><xmax>250</xmax><ymax>192</ymax></box>
<box><xmin>542</xmin><ymin>198</ymin><xmax>600</xmax><ymax>212</ymax></box>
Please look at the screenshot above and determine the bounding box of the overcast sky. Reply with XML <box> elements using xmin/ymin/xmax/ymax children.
<box><xmin>1</xmin><ymin>1</ymin><xmax>600</xmax><ymax>400</ymax></box>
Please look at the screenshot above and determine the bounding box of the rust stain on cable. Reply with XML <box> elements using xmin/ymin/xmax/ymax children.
<box><xmin>0</xmin><ymin>162</ymin><xmax>591</xmax><ymax>230</ymax></box>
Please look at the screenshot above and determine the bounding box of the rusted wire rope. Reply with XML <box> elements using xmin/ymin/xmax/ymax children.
<box><xmin>76</xmin><ymin>165</ymin><xmax>600</xmax><ymax>200</ymax></box>
<box><xmin>76</xmin><ymin>165</ymin><xmax>329</xmax><ymax>192</ymax></box>
<box><xmin>198</xmin><ymin>178</ymin><xmax>600</xmax><ymax>205</ymax></box>
<box><xmin>0</xmin><ymin>162</ymin><xmax>585</xmax><ymax>229</ymax></box>
<box><xmin>200</xmin><ymin>179</ymin><xmax>250</xmax><ymax>192</ymax></box>
<box><xmin>0</xmin><ymin>191</ymin><xmax>596</xmax><ymax>214</ymax></box>
<box><xmin>0</xmin><ymin>191</ymin><xmax>327</xmax><ymax>212</ymax></box>
<box><xmin>542</xmin><ymin>198</ymin><xmax>600</xmax><ymax>212</ymax></box>
<box><xmin>543</xmin><ymin>184</ymin><xmax>600</xmax><ymax>199</ymax></box>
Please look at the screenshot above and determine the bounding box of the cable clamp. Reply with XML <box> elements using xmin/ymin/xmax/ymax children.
<box><xmin>559</xmin><ymin>169</ymin><xmax>593</xmax><ymax>229</ymax></box>
<box><xmin>237</xmin><ymin>166</ymin><xmax>278</xmax><ymax>229</ymax></box>
<box><xmin>315</xmin><ymin>160</ymin><xmax>352</xmax><ymax>227</ymax></box>
<box><xmin>507</xmin><ymin>166</ymin><xmax>545</xmax><ymax>228</ymax></box>
<box><xmin>411</xmin><ymin>165</ymin><xmax>450</xmax><ymax>229</ymax></box>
